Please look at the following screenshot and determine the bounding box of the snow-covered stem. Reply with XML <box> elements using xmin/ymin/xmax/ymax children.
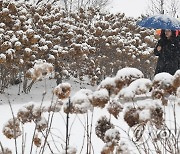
<box><xmin>68</xmin><ymin>115</ymin><xmax>77</xmax><ymax>143</ymax></box>
<box><xmin>49</xmin><ymin>132</ymin><xmax>61</xmax><ymax>153</ymax></box>
<box><xmin>7</xmin><ymin>99</ymin><xmax>18</xmax><ymax>154</ymax></box>
<box><xmin>89</xmin><ymin>109</ymin><xmax>95</xmax><ymax>154</ymax></box>
<box><xmin>30</xmin><ymin>124</ymin><xmax>37</xmax><ymax>154</ymax></box>
<box><xmin>79</xmin><ymin>128</ymin><xmax>86</xmax><ymax>154</ymax></box>
<box><xmin>86</xmin><ymin>112</ymin><xmax>89</xmax><ymax>154</ymax></box>
<box><xmin>21</xmin><ymin>126</ymin><xmax>26</xmax><ymax>154</ymax></box>
<box><xmin>65</xmin><ymin>98</ymin><xmax>71</xmax><ymax>154</ymax></box>
<box><xmin>39</xmin><ymin>131</ymin><xmax>54</xmax><ymax>154</ymax></box>
<box><xmin>40</xmin><ymin>93</ymin><xmax>55</xmax><ymax>154</ymax></box>
<box><xmin>0</xmin><ymin>141</ymin><xmax>4</xmax><ymax>154</ymax></box>
<box><xmin>77</xmin><ymin>114</ymin><xmax>94</xmax><ymax>153</ymax></box>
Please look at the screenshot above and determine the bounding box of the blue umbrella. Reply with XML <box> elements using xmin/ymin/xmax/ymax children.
<box><xmin>137</xmin><ymin>14</ymin><xmax>180</xmax><ymax>30</ymax></box>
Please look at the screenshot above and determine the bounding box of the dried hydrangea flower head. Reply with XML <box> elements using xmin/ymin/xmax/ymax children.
<box><xmin>33</xmin><ymin>134</ymin><xmax>41</xmax><ymax>147</ymax></box>
<box><xmin>53</xmin><ymin>82</ymin><xmax>71</xmax><ymax>99</ymax></box>
<box><xmin>107</xmin><ymin>98</ymin><xmax>123</xmax><ymax>119</ymax></box>
<box><xmin>69</xmin><ymin>89</ymin><xmax>93</xmax><ymax>114</ymax></box>
<box><xmin>115</xmin><ymin>67</ymin><xmax>144</xmax><ymax>92</ymax></box>
<box><xmin>173</xmin><ymin>70</ymin><xmax>180</xmax><ymax>91</ymax></box>
<box><xmin>91</xmin><ymin>88</ymin><xmax>109</xmax><ymax>108</ymax></box>
<box><xmin>3</xmin><ymin>118</ymin><xmax>21</xmax><ymax>139</ymax></box>
<box><xmin>0</xmin><ymin>147</ymin><xmax>12</xmax><ymax>154</ymax></box>
<box><xmin>17</xmin><ymin>103</ymin><xmax>43</xmax><ymax>124</ymax></box>
<box><xmin>95</xmin><ymin>116</ymin><xmax>114</xmax><ymax>142</ymax></box>
<box><xmin>152</xmin><ymin>73</ymin><xmax>175</xmax><ymax>105</ymax></box>
<box><xmin>25</xmin><ymin>60</ymin><xmax>54</xmax><ymax>81</ymax></box>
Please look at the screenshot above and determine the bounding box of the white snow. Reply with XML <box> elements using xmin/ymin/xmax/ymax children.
<box><xmin>93</xmin><ymin>88</ymin><xmax>109</xmax><ymax>100</ymax></box>
<box><xmin>0</xmin><ymin>53</ymin><xmax>6</xmax><ymax>60</ymax></box>
<box><xmin>115</xmin><ymin>67</ymin><xmax>144</xmax><ymax>81</ymax></box>
<box><xmin>71</xmin><ymin>89</ymin><xmax>93</xmax><ymax>113</ymax></box>
<box><xmin>153</xmin><ymin>72</ymin><xmax>174</xmax><ymax>86</ymax></box>
<box><xmin>98</xmin><ymin>77</ymin><xmax>116</xmax><ymax>89</ymax></box>
<box><xmin>119</xmin><ymin>78</ymin><xmax>152</xmax><ymax>99</ymax></box>
<box><xmin>139</xmin><ymin>109</ymin><xmax>151</xmax><ymax>121</ymax></box>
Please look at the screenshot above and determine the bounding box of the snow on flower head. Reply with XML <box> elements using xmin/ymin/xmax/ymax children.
<box><xmin>115</xmin><ymin>67</ymin><xmax>144</xmax><ymax>81</ymax></box>
<box><xmin>25</xmin><ymin>60</ymin><xmax>54</xmax><ymax>81</ymax></box>
<box><xmin>115</xmin><ymin>67</ymin><xmax>144</xmax><ymax>91</ymax></box>
<box><xmin>173</xmin><ymin>70</ymin><xmax>180</xmax><ymax>89</ymax></box>
<box><xmin>0</xmin><ymin>53</ymin><xmax>6</xmax><ymax>63</ymax></box>
<box><xmin>119</xmin><ymin>78</ymin><xmax>152</xmax><ymax>100</ymax></box>
<box><xmin>70</xmin><ymin>89</ymin><xmax>93</xmax><ymax>114</ymax></box>
<box><xmin>61</xmin><ymin>146</ymin><xmax>77</xmax><ymax>154</ymax></box>
<box><xmin>104</xmin><ymin>128</ymin><xmax>120</xmax><ymax>144</ymax></box>
<box><xmin>152</xmin><ymin>73</ymin><xmax>175</xmax><ymax>101</ymax></box>
<box><xmin>98</xmin><ymin>77</ymin><xmax>117</xmax><ymax>95</ymax></box>
<box><xmin>153</xmin><ymin>72</ymin><xmax>174</xmax><ymax>86</ymax></box>
<box><xmin>107</xmin><ymin>98</ymin><xmax>123</xmax><ymax>119</ymax></box>
<box><xmin>3</xmin><ymin>118</ymin><xmax>21</xmax><ymax>139</ymax></box>
<box><xmin>124</xmin><ymin>101</ymin><xmax>163</xmax><ymax>128</ymax></box>
<box><xmin>53</xmin><ymin>82</ymin><xmax>71</xmax><ymax>99</ymax></box>
<box><xmin>91</xmin><ymin>88</ymin><xmax>109</xmax><ymax>108</ymax></box>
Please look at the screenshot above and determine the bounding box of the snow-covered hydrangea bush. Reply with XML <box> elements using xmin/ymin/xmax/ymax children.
<box><xmin>0</xmin><ymin>1</ymin><xmax>157</xmax><ymax>93</ymax></box>
<box><xmin>152</xmin><ymin>72</ymin><xmax>177</xmax><ymax>105</ymax></box>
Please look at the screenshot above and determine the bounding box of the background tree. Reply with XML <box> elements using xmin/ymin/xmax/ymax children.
<box><xmin>61</xmin><ymin>0</ymin><xmax>110</xmax><ymax>13</ymax></box>
<box><xmin>147</xmin><ymin>0</ymin><xmax>180</xmax><ymax>17</ymax></box>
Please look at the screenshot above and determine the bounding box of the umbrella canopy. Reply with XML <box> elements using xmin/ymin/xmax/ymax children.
<box><xmin>137</xmin><ymin>14</ymin><xmax>180</xmax><ymax>30</ymax></box>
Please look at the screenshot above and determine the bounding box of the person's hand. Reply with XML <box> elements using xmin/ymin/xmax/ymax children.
<box><xmin>157</xmin><ymin>46</ymin><xmax>162</xmax><ymax>51</ymax></box>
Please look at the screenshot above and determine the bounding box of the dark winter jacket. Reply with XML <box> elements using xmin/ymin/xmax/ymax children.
<box><xmin>154</xmin><ymin>31</ymin><xmax>180</xmax><ymax>75</ymax></box>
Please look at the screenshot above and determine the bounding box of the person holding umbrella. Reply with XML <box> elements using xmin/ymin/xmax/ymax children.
<box><xmin>154</xmin><ymin>29</ymin><xmax>179</xmax><ymax>75</ymax></box>
<box><xmin>137</xmin><ymin>14</ymin><xmax>180</xmax><ymax>75</ymax></box>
